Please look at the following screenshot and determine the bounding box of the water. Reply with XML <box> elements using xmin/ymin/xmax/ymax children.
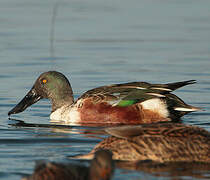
<box><xmin>1</xmin><ymin>0</ymin><xmax>210</xmax><ymax>179</ymax></box>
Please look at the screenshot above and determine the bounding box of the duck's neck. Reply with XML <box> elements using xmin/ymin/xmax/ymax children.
<box><xmin>51</xmin><ymin>94</ymin><xmax>74</xmax><ymax>113</ymax></box>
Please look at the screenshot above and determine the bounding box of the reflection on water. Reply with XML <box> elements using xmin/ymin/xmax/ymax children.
<box><xmin>6</xmin><ymin>120</ymin><xmax>210</xmax><ymax>180</ymax></box>
<box><xmin>9</xmin><ymin>118</ymin><xmax>107</xmax><ymax>139</ymax></box>
<box><xmin>117</xmin><ymin>161</ymin><xmax>210</xmax><ymax>179</ymax></box>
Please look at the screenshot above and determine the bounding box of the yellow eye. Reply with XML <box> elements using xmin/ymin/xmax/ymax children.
<box><xmin>42</xmin><ymin>79</ymin><xmax>47</xmax><ymax>84</ymax></box>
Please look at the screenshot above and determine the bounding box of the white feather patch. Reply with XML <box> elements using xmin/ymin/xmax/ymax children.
<box><xmin>109</xmin><ymin>99</ymin><xmax>121</xmax><ymax>106</ymax></box>
<box><xmin>50</xmin><ymin>104</ymin><xmax>80</xmax><ymax>124</ymax></box>
<box><xmin>174</xmin><ymin>107</ymin><xmax>197</xmax><ymax>112</ymax></box>
<box><xmin>136</xmin><ymin>87</ymin><xmax>146</xmax><ymax>90</ymax></box>
<box><xmin>141</xmin><ymin>98</ymin><xmax>169</xmax><ymax>117</ymax></box>
<box><xmin>151</xmin><ymin>87</ymin><xmax>172</xmax><ymax>91</ymax></box>
<box><xmin>146</xmin><ymin>93</ymin><xmax>165</xmax><ymax>97</ymax></box>
<box><xmin>111</xmin><ymin>92</ymin><xmax>121</xmax><ymax>96</ymax></box>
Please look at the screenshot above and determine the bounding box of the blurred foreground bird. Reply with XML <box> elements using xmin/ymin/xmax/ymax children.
<box><xmin>22</xmin><ymin>149</ymin><xmax>114</xmax><ymax>180</ymax></box>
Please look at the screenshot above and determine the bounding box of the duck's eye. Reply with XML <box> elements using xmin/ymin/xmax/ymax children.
<box><xmin>42</xmin><ymin>79</ymin><xmax>47</xmax><ymax>84</ymax></box>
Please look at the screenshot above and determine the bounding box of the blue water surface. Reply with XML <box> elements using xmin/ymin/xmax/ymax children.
<box><xmin>0</xmin><ymin>0</ymin><xmax>210</xmax><ymax>179</ymax></box>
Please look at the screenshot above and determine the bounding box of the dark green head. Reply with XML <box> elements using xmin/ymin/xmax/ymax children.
<box><xmin>8</xmin><ymin>71</ymin><xmax>74</xmax><ymax>116</ymax></box>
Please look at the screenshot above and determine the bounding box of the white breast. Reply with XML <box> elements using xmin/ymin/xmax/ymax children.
<box><xmin>50</xmin><ymin>104</ymin><xmax>80</xmax><ymax>124</ymax></box>
<box><xmin>140</xmin><ymin>98</ymin><xmax>169</xmax><ymax>118</ymax></box>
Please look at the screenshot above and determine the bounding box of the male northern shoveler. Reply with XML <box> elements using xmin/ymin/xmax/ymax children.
<box><xmin>22</xmin><ymin>149</ymin><xmax>114</xmax><ymax>180</ymax></box>
<box><xmin>8</xmin><ymin>71</ymin><xmax>200</xmax><ymax>125</ymax></box>
<box><xmin>73</xmin><ymin>123</ymin><xmax>210</xmax><ymax>163</ymax></box>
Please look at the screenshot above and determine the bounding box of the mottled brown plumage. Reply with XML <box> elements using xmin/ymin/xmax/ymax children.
<box><xmin>74</xmin><ymin>123</ymin><xmax>210</xmax><ymax>163</ymax></box>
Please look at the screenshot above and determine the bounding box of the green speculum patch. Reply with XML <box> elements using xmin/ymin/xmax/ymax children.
<box><xmin>117</xmin><ymin>99</ymin><xmax>139</xmax><ymax>107</ymax></box>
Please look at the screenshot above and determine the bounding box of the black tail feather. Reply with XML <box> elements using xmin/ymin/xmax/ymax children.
<box><xmin>165</xmin><ymin>80</ymin><xmax>196</xmax><ymax>91</ymax></box>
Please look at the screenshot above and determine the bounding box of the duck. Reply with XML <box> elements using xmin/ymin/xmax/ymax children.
<box><xmin>73</xmin><ymin>123</ymin><xmax>210</xmax><ymax>163</ymax></box>
<box><xmin>22</xmin><ymin>149</ymin><xmax>114</xmax><ymax>180</ymax></box>
<box><xmin>8</xmin><ymin>71</ymin><xmax>200</xmax><ymax>125</ymax></box>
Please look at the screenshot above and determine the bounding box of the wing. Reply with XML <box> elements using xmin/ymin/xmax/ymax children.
<box><xmin>78</xmin><ymin>80</ymin><xmax>196</xmax><ymax>107</ymax></box>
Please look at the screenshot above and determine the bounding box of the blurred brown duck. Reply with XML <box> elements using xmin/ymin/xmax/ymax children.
<box><xmin>22</xmin><ymin>149</ymin><xmax>114</xmax><ymax>180</ymax></box>
<box><xmin>74</xmin><ymin>123</ymin><xmax>210</xmax><ymax>163</ymax></box>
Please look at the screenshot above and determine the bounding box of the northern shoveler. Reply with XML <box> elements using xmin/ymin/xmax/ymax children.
<box><xmin>22</xmin><ymin>149</ymin><xmax>114</xmax><ymax>180</ymax></box>
<box><xmin>73</xmin><ymin>123</ymin><xmax>210</xmax><ymax>163</ymax></box>
<box><xmin>8</xmin><ymin>71</ymin><xmax>200</xmax><ymax>125</ymax></box>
